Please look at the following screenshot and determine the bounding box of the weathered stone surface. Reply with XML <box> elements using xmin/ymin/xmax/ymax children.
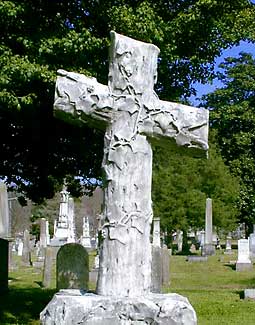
<box><xmin>22</xmin><ymin>229</ymin><xmax>32</xmax><ymax>266</ymax></box>
<box><xmin>55</xmin><ymin>31</ymin><xmax>209</xmax><ymax>298</ymax></box>
<box><xmin>57</xmin><ymin>243</ymin><xmax>89</xmax><ymax>290</ymax></box>
<box><xmin>40</xmin><ymin>290</ymin><xmax>197</xmax><ymax>325</ymax></box>
<box><xmin>161</xmin><ymin>246</ymin><xmax>170</xmax><ymax>287</ymax></box>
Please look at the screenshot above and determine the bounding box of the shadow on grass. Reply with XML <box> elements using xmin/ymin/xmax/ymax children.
<box><xmin>224</xmin><ymin>263</ymin><xmax>236</xmax><ymax>271</ymax></box>
<box><xmin>0</xmin><ymin>287</ymin><xmax>56</xmax><ymax>324</ymax></box>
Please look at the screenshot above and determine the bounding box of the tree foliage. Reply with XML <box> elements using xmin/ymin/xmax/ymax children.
<box><xmin>203</xmin><ymin>52</ymin><xmax>255</xmax><ymax>233</ymax></box>
<box><xmin>152</xmin><ymin>135</ymin><xmax>240</xmax><ymax>234</ymax></box>
<box><xmin>1</xmin><ymin>0</ymin><xmax>254</xmax><ymax>202</ymax></box>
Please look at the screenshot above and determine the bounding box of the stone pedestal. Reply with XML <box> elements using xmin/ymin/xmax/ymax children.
<box><xmin>202</xmin><ymin>243</ymin><xmax>215</xmax><ymax>256</ymax></box>
<box><xmin>40</xmin><ymin>290</ymin><xmax>197</xmax><ymax>325</ymax></box>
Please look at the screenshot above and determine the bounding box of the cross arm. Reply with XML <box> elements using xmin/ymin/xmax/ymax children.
<box><xmin>139</xmin><ymin>94</ymin><xmax>209</xmax><ymax>156</ymax></box>
<box><xmin>54</xmin><ymin>69</ymin><xmax>114</xmax><ymax>130</ymax></box>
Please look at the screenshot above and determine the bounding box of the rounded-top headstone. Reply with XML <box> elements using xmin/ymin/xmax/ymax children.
<box><xmin>56</xmin><ymin>243</ymin><xmax>89</xmax><ymax>290</ymax></box>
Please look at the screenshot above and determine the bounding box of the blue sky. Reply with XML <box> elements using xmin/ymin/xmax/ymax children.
<box><xmin>189</xmin><ymin>40</ymin><xmax>255</xmax><ymax>105</ymax></box>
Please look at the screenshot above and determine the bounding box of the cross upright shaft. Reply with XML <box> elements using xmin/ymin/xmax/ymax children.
<box><xmin>54</xmin><ymin>32</ymin><xmax>209</xmax><ymax>297</ymax></box>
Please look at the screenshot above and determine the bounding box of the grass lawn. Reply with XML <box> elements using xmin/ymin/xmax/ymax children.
<box><xmin>1</xmin><ymin>250</ymin><xmax>255</xmax><ymax>324</ymax></box>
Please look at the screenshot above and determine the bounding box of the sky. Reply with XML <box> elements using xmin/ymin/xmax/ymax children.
<box><xmin>189</xmin><ymin>40</ymin><xmax>255</xmax><ymax>106</ymax></box>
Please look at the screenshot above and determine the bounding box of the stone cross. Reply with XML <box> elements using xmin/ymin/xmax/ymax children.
<box><xmin>54</xmin><ymin>31</ymin><xmax>209</xmax><ymax>297</ymax></box>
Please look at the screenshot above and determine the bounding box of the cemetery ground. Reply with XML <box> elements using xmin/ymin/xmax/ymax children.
<box><xmin>1</xmin><ymin>250</ymin><xmax>255</xmax><ymax>324</ymax></box>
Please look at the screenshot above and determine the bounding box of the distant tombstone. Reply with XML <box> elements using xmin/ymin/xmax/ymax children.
<box><xmin>40</xmin><ymin>218</ymin><xmax>47</xmax><ymax>248</ymax></box>
<box><xmin>225</xmin><ymin>234</ymin><xmax>232</xmax><ymax>255</ymax></box>
<box><xmin>46</xmin><ymin>220</ymin><xmax>50</xmax><ymax>245</ymax></box>
<box><xmin>22</xmin><ymin>230</ymin><xmax>32</xmax><ymax>266</ymax></box>
<box><xmin>152</xmin><ymin>218</ymin><xmax>161</xmax><ymax>248</ymax></box>
<box><xmin>249</xmin><ymin>229</ymin><xmax>255</xmax><ymax>260</ymax></box>
<box><xmin>57</xmin><ymin>243</ymin><xmax>89</xmax><ymax>290</ymax></box>
<box><xmin>151</xmin><ymin>245</ymin><xmax>162</xmax><ymax>293</ymax></box>
<box><xmin>17</xmin><ymin>240</ymin><xmax>23</xmax><ymax>256</ymax></box>
<box><xmin>0</xmin><ymin>181</ymin><xmax>10</xmax><ymax>239</ymax></box>
<box><xmin>0</xmin><ymin>238</ymin><xmax>9</xmax><ymax>294</ymax></box>
<box><xmin>151</xmin><ymin>218</ymin><xmax>162</xmax><ymax>293</ymax></box>
<box><xmin>42</xmin><ymin>247</ymin><xmax>54</xmax><ymax>288</ymax></box>
<box><xmin>177</xmin><ymin>230</ymin><xmax>183</xmax><ymax>252</ymax></box>
<box><xmin>80</xmin><ymin>217</ymin><xmax>92</xmax><ymax>248</ymax></box>
<box><xmin>161</xmin><ymin>245</ymin><xmax>170</xmax><ymax>287</ymax></box>
<box><xmin>67</xmin><ymin>197</ymin><xmax>75</xmax><ymax>243</ymax></box>
<box><xmin>203</xmin><ymin>198</ymin><xmax>215</xmax><ymax>256</ymax></box>
<box><xmin>236</xmin><ymin>239</ymin><xmax>252</xmax><ymax>271</ymax></box>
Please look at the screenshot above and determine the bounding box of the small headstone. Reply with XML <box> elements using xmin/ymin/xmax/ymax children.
<box><xmin>42</xmin><ymin>247</ymin><xmax>54</xmax><ymax>288</ymax></box>
<box><xmin>244</xmin><ymin>289</ymin><xmax>255</xmax><ymax>300</ymax></box>
<box><xmin>249</xmin><ymin>231</ymin><xmax>255</xmax><ymax>260</ymax></box>
<box><xmin>187</xmin><ymin>255</ymin><xmax>208</xmax><ymax>262</ymax></box>
<box><xmin>224</xmin><ymin>234</ymin><xmax>232</xmax><ymax>254</ymax></box>
<box><xmin>152</xmin><ymin>218</ymin><xmax>161</xmax><ymax>248</ymax></box>
<box><xmin>177</xmin><ymin>230</ymin><xmax>183</xmax><ymax>252</ymax></box>
<box><xmin>161</xmin><ymin>245</ymin><xmax>170</xmax><ymax>287</ymax></box>
<box><xmin>203</xmin><ymin>198</ymin><xmax>215</xmax><ymax>256</ymax></box>
<box><xmin>22</xmin><ymin>229</ymin><xmax>32</xmax><ymax>266</ymax></box>
<box><xmin>57</xmin><ymin>243</ymin><xmax>89</xmax><ymax>290</ymax></box>
<box><xmin>236</xmin><ymin>239</ymin><xmax>252</xmax><ymax>271</ymax></box>
<box><xmin>0</xmin><ymin>238</ymin><xmax>9</xmax><ymax>294</ymax></box>
<box><xmin>17</xmin><ymin>240</ymin><xmax>23</xmax><ymax>256</ymax></box>
<box><xmin>80</xmin><ymin>217</ymin><xmax>92</xmax><ymax>248</ymax></box>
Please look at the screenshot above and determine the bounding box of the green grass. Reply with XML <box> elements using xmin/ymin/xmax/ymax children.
<box><xmin>165</xmin><ymin>252</ymin><xmax>255</xmax><ymax>324</ymax></box>
<box><xmin>1</xmin><ymin>251</ymin><xmax>255</xmax><ymax>324</ymax></box>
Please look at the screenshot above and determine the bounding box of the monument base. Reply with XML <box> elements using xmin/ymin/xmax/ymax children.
<box><xmin>40</xmin><ymin>290</ymin><xmax>197</xmax><ymax>325</ymax></box>
<box><xmin>236</xmin><ymin>261</ymin><xmax>253</xmax><ymax>272</ymax></box>
<box><xmin>202</xmin><ymin>244</ymin><xmax>215</xmax><ymax>256</ymax></box>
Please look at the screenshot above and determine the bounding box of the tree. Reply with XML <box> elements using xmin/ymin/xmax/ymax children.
<box><xmin>1</xmin><ymin>0</ymin><xmax>254</xmax><ymax>202</ymax></box>
<box><xmin>203</xmin><ymin>52</ymin><xmax>255</xmax><ymax>234</ymax></box>
<box><xmin>152</xmin><ymin>133</ymin><xmax>240</xmax><ymax>237</ymax></box>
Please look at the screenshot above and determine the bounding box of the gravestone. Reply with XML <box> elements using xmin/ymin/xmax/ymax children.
<box><xmin>22</xmin><ymin>229</ymin><xmax>32</xmax><ymax>266</ymax></box>
<box><xmin>177</xmin><ymin>230</ymin><xmax>183</xmax><ymax>252</ymax></box>
<box><xmin>0</xmin><ymin>181</ymin><xmax>10</xmax><ymax>238</ymax></box>
<box><xmin>151</xmin><ymin>218</ymin><xmax>162</xmax><ymax>292</ymax></box>
<box><xmin>51</xmin><ymin>185</ymin><xmax>70</xmax><ymax>245</ymax></box>
<box><xmin>249</xmin><ymin>227</ymin><xmax>255</xmax><ymax>260</ymax></box>
<box><xmin>236</xmin><ymin>239</ymin><xmax>252</xmax><ymax>271</ymax></box>
<box><xmin>17</xmin><ymin>240</ymin><xmax>23</xmax><ymax>256</ymax></box>
<box><xmin>152</xmin><ymin>218</ymin><xmax>161</xmax><ymax>248</ymax></box>
<box><xmin>203</xmin><ymin>198</ymin><xmax>215</xmax><ymax>256</ymax></box>
<box><xmin>41</xmin><ymin>31</ymin><xmax>208</xmax><ymax>324</ymax></box>
<box><xmin>67</xmin><ymin>197</ymin><xmax>75</xmax><ymax>243</ymax></box>
<box><xmin>224</xmin><ymin>233</ymin><xmax>232</xmax><ymax>255</ymax></box>
<box><xmin>56</xmin><ymin>243</ymin><xmax>89</xmax><ymax>290</ymax></box>
<box><xmin>80</xmin><ymin>216</ymin><xmax>92</xmax><ymax>248</ymax></box>
<box><xmin>42</xmin><ymin>246</ymin><xmax>54</xmax><ymax>288</ymax></box>
<box><xmin>161</xmin><ymin>245</ymin><xmax>170</xmax><ymax>287</ymax></box>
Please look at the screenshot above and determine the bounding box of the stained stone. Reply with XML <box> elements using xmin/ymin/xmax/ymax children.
<box><xmin>40</xmin><ymin>290</ymin><xmax>197</xmax><ymax>325</ymax></box>
<box><xmin>151</xmin><ymin>246</ymin><xmax>162</xmax><ymax>293</ymax></box>
<box><xmin>203</xmin><ymin>198</ymin><xmax>215</xmax><ymax>256</ymax></box>
<box><xmin>56</xmin><ymin>243</ymin><xmax>89</xmax><ymax>290</ymax></box>
<box><xmin>41</xmin><ymin>31</ymin><xmax>208</xmax><ymax>324</ymax></box>
<box><xmin>161</xmin><ymin>245</ymin><xmax>170</xmax><ymax>287</ymax></box>
<box><xmin>22</xmin><ymin>229</ymin><xmax>32</xmax><ymax>266</ymax></box>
